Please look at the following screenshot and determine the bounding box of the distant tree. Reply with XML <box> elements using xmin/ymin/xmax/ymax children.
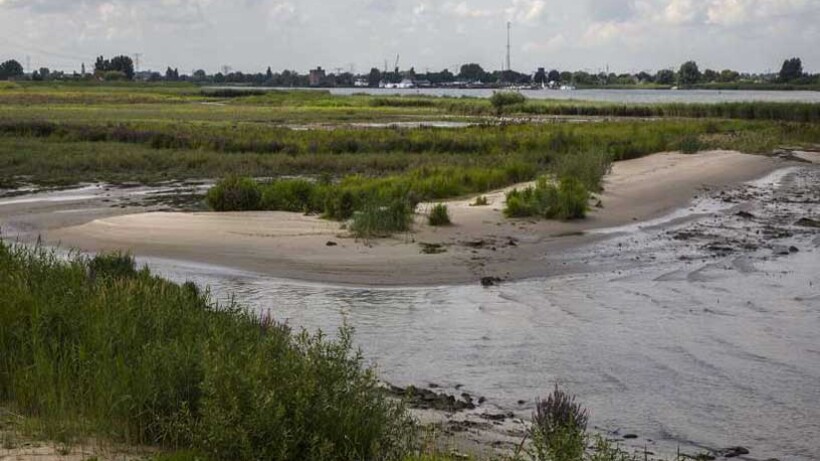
<box><xmin>778</xmin><ymin>57</ymin><xmax>803</xmax><ymax>82</ymax></box>
<box><xmin>560</xmin><ymin>71</ymin><xmax>573</xmax><ymax>83</ymax></box>
<box><xmin>548</xmin><ymin>69</ymin><xmax>560</xmax><ymax>83</ymax></box>
<box><xmin>458</xmin><ymin>63</ymin><xmax>486</xmax><ymax>82</ymax></box>
<box><xmin>0</xmin><ymin>59</ymin><xmax>24</xmax><ymax>80</ymax></box>
<box><xmin>95</xmin><ymin>55</ymin><xmax>134</xmax><ymax>80</ymax></box>
<box><xmin>678</xmin><ymin>61</ymin><xmax>701</xmax><ymax>86</ymax></box>
<box><xmin>367</xmin><ymin>68</ymin><xmax>381</xmax><ymax>87</ymax></box>
<box><xmin>533</xmin><ymin>68</ymin><xmax>547</xmax><ymax>85</ymax></box>
<box><xmin>636</xmin><ymin>71</ymin><xmax>653</xmax><ymax>83</ymax></box>
<box><xmin>572</xmin><ymin>71</ymin><xmax>594</xmax><ymax>85</ymax></box>
<box><xmin>38</xmin><ymin>67</ymin><xmax>50</xmax><ymax>80</ymax></box>
<box><xmin>213</xmin><ymin>72</ymin><xmax>225</xmax><ymax>84</ymax></box>
<box><xmin>266</xmin><ymin>66</ymin><xmax>274</xmax><ymax>81</ymax></box>
<box><xmin>655</xmin><ymin>69</ymin><xmax>675</xmax><ymax>85</ymax></box>
<box><xmin>718</xmin><ymin>69</ymin><xmax>740</xmax><ymax>83</ymax></box>
<box><xmin>192</xmin><ymin>69</ymin><xmax>207</xmax><ymax>82</ymax></box>
<box><xmin>165</xmin><ymin>67</ymin><xmax>176</xmax><ymax>81</ymax></box>
<box><xmin>702</xmin><ymin>69</ymin><xmax>718</xmax><ymax>83</ymax></box>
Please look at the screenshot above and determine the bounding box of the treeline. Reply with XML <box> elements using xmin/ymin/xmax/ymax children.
<box><xmin>2</xmin><ymin>54</ymin><xmax>817</xmax><ymax>89</ymax></box>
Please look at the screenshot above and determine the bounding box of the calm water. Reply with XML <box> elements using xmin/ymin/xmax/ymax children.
<box><xmin>209</xmin><ymin>86</ymin><xmax>820</xmax><ymax>103</ymax></box>
<box><xmin>140</xmin><ymin>168</ymin><xmax>820</xmax><ymax>461</ymax></box>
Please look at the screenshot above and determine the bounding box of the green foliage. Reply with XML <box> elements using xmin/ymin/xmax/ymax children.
<box><xmin>678</xmin><ymin>134</ymin><xmax>703</xmax><ymax>154</ymax></box>
<box><xmin>529</xmin><ymin>386</ymin><xmax>589</xmax><ymax>461</ymax></box>
<box><xmin>428</xmin><ymin>204</ymin><xmax>451</xmax><ymax>226</ymax></box>
<box><xmin>552</xmin><ymin>151</ymin><xmax>612</xmax><ymax>193</ymax></box>
<box><xmin>350</xmin><ymin>198</ymin><xmax>415</xmax><ymax>239</ymax></box>
<box><xmin>0</xmin><ymin>60</ymin><xmax>24</xmax><ymax>80</ymax></box>
<box><xmin>505</xmin><ymin>177</ymin><xmax>589</xmax><ymax>220</ymax></box>
<box><xmin>490</xmin><ymin>91</ymin><xmax>526</xmax><ymax>116</ymax></box>
<box><xmin>779</xmin><ymin>57</ymin><xmax>803</xmax><ymax>83</ymax></box>
<box><xmin>678</xmin><ymin>61</ymin><xmax>701</xmax><ymax>86</ymax></box>
<box><xmin>260</xmin><ymin>178</ymin><xmax>318</xmax><ymax>212</ymax></box>
<box><xmin>0</xmin><ymin>242</ymin><xmax>415</xmax><ymax>460</ymax></box>
<box><xmin>472</xmin><ymin>196</ymin><xmax>489</xmax><ymax>206</ymax></box>
<box><xmin>205</xmin><ymin>176</ymin><xmax>261</xmax><ymax>211</ymax></box>
<box><xmin>88</xmin><ymin>252</ymin><xmax>139</xmax><ymax>281</ymax></box>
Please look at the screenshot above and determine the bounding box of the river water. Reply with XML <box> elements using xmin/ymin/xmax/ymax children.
<box><xmin>134</xmin><ymin>167</ymin><xmax>819</xmax><ymax>461</ymax></box>
<box><xmin>209</xmin><ymin>86</ymin><xmax>820</xmax><ymax>104</ymax></box>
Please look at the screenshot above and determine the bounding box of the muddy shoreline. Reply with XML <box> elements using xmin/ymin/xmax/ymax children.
<box><xmin>1</xmin><ymin>150</ymin><xmax>791</xmax><ymax>288</ymax></box>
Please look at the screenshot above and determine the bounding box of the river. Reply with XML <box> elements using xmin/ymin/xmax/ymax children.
<box><xmin>129</xmin><ymin>166</ymin><xmax>819</xmax><ymax>461</ymax></box>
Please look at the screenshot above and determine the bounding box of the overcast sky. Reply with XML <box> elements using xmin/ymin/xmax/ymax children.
<box><xmin>0</xmin><ymin>0</ymin><xmax>817</xmax><ymax>74</ymax></box>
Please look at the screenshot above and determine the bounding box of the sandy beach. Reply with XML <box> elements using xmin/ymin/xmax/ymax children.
<box><xmin>13</xmin><ymin>150</ymin><xmax>784</xmax><ymax>286</ymax></box>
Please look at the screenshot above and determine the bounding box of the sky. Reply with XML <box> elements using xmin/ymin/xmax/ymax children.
<box><xmin>0</xmin><ymin>0</ymin><xmax>818</xmax><ymax>75</ymax></box>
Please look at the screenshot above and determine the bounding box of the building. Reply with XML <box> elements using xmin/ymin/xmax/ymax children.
<box><xmin>308</xmin><ymin>67</ymin><xmax>326</xmax><ymax>86</ymax></box>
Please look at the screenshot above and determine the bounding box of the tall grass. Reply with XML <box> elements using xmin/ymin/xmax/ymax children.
<box><xmin>0</xmin><ymin>243</ymin><xmax>414</xmax><ymax>460</ymax></box>
<box><xmin>505</xmin><ymin>177</ymin><xmax>590</xmax><ymax>220</ymax></box>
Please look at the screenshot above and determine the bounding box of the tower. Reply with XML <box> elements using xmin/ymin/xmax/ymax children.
<box><xmin>506</xmin><ymin>21</ymin><xmax>511</xmax><ymax>72</ymax></box>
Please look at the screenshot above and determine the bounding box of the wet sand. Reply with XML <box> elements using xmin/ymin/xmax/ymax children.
<box><xmin>32</xmin><ymin>150</ymin><xmax>784</xmax><ymax>286</ymax></box>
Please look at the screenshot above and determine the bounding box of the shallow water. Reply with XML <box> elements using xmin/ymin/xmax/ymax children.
<box><xmin>139</xmin><ymin>167</ymin><xmax>819</xmax><ymax>461</ymax></box>
<box><xmin>207</xmin><ymin>86</ymin><xmax>820</xmax><ymax>103</ymax></box>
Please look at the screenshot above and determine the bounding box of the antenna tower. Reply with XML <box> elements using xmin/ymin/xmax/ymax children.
<box><xmin>133</xmin><ymin>53</ymin><xmax>142</xmax><ymax>73</ymax></box>
<box><xmin>506</xmin><ymin>22</ymin><xmax>511</xmax><ymax>72</ymax></box>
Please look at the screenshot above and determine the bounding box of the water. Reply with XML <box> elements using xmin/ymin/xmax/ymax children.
<box><xmin>138</xmin><ymin>167</ymin><xmax>820</xmax><ymax>461</ymax></box>
<box><xmin>332</xmin><ymin>88</ymin><xmax>820</xmax><ymax>103</ymax></box>
<box><xmin>208</xmin><ymin>86</ymin><xmax>820</xmax><ymax>103</ymax></box>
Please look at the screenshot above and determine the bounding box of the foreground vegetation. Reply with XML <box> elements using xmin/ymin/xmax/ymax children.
<box><xmin>0</xmin><ymin>243</ymin><xmax>414</xmax><ymax>460</ymax></box>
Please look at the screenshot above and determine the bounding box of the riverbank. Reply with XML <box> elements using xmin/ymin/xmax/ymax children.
<box><xmin>4</xmin><ymin>150</ymin><xmax>787</xmax><ymax>287</ymax></box>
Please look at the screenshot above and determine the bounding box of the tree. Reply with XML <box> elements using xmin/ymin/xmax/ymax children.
<box><xmin>718</xmin><ymin>69</ymin><xmax>739</xmax><ymax>83</ymax></box>
<box><xmin>0</xmin><ymin>59</ymin><xmax>24</xmax><ymax>80</ymax></box>
<box><xmin>533</xmin><ymin>68</ymin><xmax>547</xmax><ymax>85</ymax></box>
<box><xmin>655</xmin><ymin>69</ymin><xmax>675</xmax><ymax>85</ymax></box>
<box><xmin>548</xmin><ymin>69</ymin><xmax>560</xmax><ymax>83</ymax></box>
<box><xmin>678</xmin><ymin>61</ymin><xmax>701</xmax><ymax>86</ymax></box>
<box><xmin>458</xmin><ymin>63</ymin><xmax>486</xmax><ymax>82</ymax></box>
<box><xmin>778</xmin><ymin>57</ymin><xmax>803</xmax><ymax>82</ymax></box>
<box><xmin>636</xmin><ymin>71</ymin><xmax>653</xmax><ymax>83</ymax></box>
<box><xmin>702</xmin><ymin>69</ymin><xmax>718</xmax><ymax>83</ymax></box>
<box><xmin>266</xmin><ymin>66</ymin><xmax>273</xmax><ymax>81</ymax></box>
<box><xmin>367</xmin><ymin>68</ymin><xmax>381</xmax><ymax>87</ymax></box>
<box><xmin>95</xmin><ymin>55</ymin><xmax>134</xmax><ymax>80</ymax></box>
<box><xmin>192</xmin><ymin>69</ymin><xmax>207</xmax><ymax>82</ymax></box>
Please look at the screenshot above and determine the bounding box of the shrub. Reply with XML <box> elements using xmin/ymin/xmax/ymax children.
<box><xmin>88</xmin><ymin>252</ymin><xmax>138</xmax><ymax>281</ymax></box>
<box><xmin>0</xmin><ymin>242</ymin><xmax>415</xmax><ymax>460</ymax></box>
<box><xmin>205</xmin><ymin>176</ymin><xmax>261</xmax><ymax>211</ymax></box>
<box><xmin>260</xmin><ymin>179</ymin><xmax>317</xmax><ymax>212</ymax></box>
<box><xmin>504</xmin><ymin>176</ymin><xmax>589</xmax><ymax>220</ymax></box>
<box><xmin>678</xmin><ymin>134</ymin><xmax>703</xmax><ymax>154</ymax></box>
<box><xmin>490</xmin><ymin>91</ymin><xmax>526</xmax><ymax>116</ymax></box>
<box><xmin>428</xmin><ymin>204</ymin><xmax>451</xmax><ymax>226</ymax></box>
<box><xmin>529</xmin><ymin>386</ymin><xmax>589</xmax><ymax>461</ymax></box>
<box><xmin>350</xmin><ymin>198</ymin><xmax>415</xmax><ymax>238</ymax></box>
<box><xmin>472</xmin><ymin>196</ymin><xmax>489</xmax><ymax>206</ymax></box>
<box><xmin>553</xmin><ymin>150</ymin><xmax>613</xmax><ymax>192</ymax></box>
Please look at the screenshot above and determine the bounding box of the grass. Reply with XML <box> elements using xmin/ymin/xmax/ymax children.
<box><xmin>505</xmin><ymin>177</ymin><xmax>590</xmax><ymax>220</ymax></box>
<box><xmin>0</xmin><ymin>243</ymin><xmax>415</xmax><ymax>460</ymax></box>
<box><xmin>427</xmin><ymin>204</ymin><xmax>452</xmax><ymax>226</ymax></box>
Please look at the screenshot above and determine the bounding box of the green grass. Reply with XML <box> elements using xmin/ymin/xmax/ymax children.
<box><xmin>427</xmin><ymin>204</ymin><xmax>451</xmax><ymax>226</ymax></box>
<box><xmin>0</xmin><ymin>243</ymin><xmax>415</xmax><ymax>460</ymax></box>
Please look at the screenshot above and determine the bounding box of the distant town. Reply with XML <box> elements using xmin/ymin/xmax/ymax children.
<box><xmin>0</xmin><ymin>55</ymin><xmax>817</xmax><ymax>90</ymax></box>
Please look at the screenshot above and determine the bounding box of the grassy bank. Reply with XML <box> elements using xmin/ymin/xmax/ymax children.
<box><xmin>0</xmin><ymin>243</ymin><xmax>414</xmax><ymax>460</ymax></box>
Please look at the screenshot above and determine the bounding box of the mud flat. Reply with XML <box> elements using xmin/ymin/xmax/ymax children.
<box><xmin>12</xmin><ymin>150</ymin><xmax>786</xmax><ymax>287</ymax></box>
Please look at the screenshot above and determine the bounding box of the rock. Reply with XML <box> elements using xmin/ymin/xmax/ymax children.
<box><xmin>478</xmin><ymin>396</ymin><xmax>486</xmax><ymax>404</ymax></box>
<box><xmin>735</xmin><ymin>211</ymin><xmax>756</xmax><ymax>220</ymax></box>
<box><xmin>623</xmin><ymin>434</ymin><xmax>638</xmax><ymax>439</ymax></box>
<box><xmin>326</xmin><ymin>241</ymin><xmax>338</xmax><ymax>247</ymax></box>
<box><xmin>517</xmin><ymin>399</ymin><xmax>526</xmax><ymax>405</ymax></box>
<box><xmin>480</xmin><ymin>413</ymin><xmax>508</xmax><ymax>422</ymax></box>
<box><xmin>721</xmin><ymin>446</ymin><xmax>750</xmax><ymax>458</ymax></box>
<box><xmin>795</xmin><ymin>218</ymin><xmax>820</xmax><ymax>228</ymax></box>
<box><xmin>387</xmin><ymin>384</ymin><xmax>476</xmax><ymax>412</ymax></box>
<box><xmin>772</xmin><ymin>245</ymin><xmax>791</xmax><ymax>256</ymax></box>
<box><xmin>481</xmin><ymin>276</ymin><xmax>502</xmax><ymax>287</ymax></box>
<box><xmin>789</xmin><ymin>246</ymin><xmax>799</xmax><ymax>253</ymax></box>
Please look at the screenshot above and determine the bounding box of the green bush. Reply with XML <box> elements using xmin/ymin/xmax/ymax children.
<box><xmin>472</xmin><ymin>196</ymin><xmax>489</xmax><ymax>206</ymax></box>
<box><xmin>678</xmin><ymin>134</ymin><xmax>703</xmax><ymax>154</ymax></box>
<box><xmin>490</xmin><ymin>91</ymin><xmax>526</xmax><ymax>116</ymax></box>
<box><xmin>88</xmin><ymin>252</ymin><xmax>139</xmax><ymax>281</ymax></box>
<box><xmin>428</xmin><ymin>204</ymin><xmax>451</xmax><ymax>226</ymax></box>
<box><xmin>260</xmin><ymin>179</ymin><xmax>318</xmax><ymax>212</ymax></box>
<box><xmin>504</xmin><ymin>176</ymin><xmax>589</xmax><ymax>220</ymax></box>
<box><xmin>205</xmin><ymin>176</ymin><xmax>261</xmax><ymax>211</ymax></box>
<box><xmin>553</xmin><ymin>150</ymin><xmax>612</xmax><ymax>192</ymax></box>
<box><xmin>0</xmin><ymin>243</ymin><xmax>415</xmax><ymax>460</ymax></box>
